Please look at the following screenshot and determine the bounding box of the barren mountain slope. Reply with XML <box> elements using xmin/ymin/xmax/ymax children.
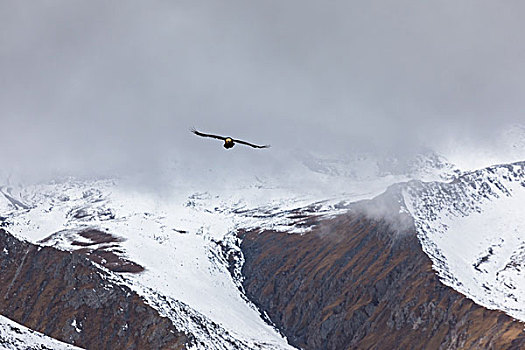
<box><xmin>240</xmin><ymin>192</ymin><xmax>525</xmax><ymax>350</ymax></box>
<box><xmin>0</xmin><ymin>229</ymin><xmax>191</xmax><ymax>350</ymax></box>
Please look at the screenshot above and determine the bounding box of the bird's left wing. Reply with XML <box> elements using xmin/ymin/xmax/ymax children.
<box><xmin>233</xmin><ymin>138</ymin><xmax>271</xmax><ymax>149</ymax></box>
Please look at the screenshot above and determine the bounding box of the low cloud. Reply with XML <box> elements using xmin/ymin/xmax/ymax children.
<box><xmin>1</xmin><ymin>1</ymin><xmax>524</xmax><ymax>183</ymax></box>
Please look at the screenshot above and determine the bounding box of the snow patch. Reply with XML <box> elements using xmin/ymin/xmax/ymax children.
<box><xmin>71</xmin><ymin>319</ymin><xmax>81</xmax><ymax>333</ymax></box>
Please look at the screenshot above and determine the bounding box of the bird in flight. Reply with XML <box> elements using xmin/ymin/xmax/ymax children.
<box><xmin>191</xmin><ymin>128</ymin><xmax>270</xmax><ymax>149</ymax></box>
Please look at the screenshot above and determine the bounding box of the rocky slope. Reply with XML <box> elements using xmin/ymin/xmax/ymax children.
<box><xmin>0</xmin><ymin>228</ymin><xmax>191</xmax><ymax>350</ymax></box>
<box><xmin>240</xmin><ymin>191</ymin><xmax>525</xmax><ymax>349</ymax></box>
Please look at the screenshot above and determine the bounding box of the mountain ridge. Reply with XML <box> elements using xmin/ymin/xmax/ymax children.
<box><xmin>1</xmin><ymin>158</ymin><xmax>525</xmax><ymax>348</ymax></box>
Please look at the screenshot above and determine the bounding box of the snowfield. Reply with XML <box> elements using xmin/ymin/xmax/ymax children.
<box><xmin>404</xmin><ymin>162</ymin><xmax>525</xmax><ymax>321</ymax></box>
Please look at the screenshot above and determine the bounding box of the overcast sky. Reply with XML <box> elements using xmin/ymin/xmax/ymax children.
<box><xmin>1</xmin><ymin>1</ymin><xmax>524</xmax><ymax>182</ymax></box>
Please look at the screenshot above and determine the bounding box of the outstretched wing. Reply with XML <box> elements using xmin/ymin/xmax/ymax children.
<box><xmin>233</xmin><ymin>138</ymin><xmax>271</xmax><ymax>149</ymax></box>
<box><xmin>191</xmin><ymin>128</ymin><xmax>227</xmax><ymax>141</ymax></box>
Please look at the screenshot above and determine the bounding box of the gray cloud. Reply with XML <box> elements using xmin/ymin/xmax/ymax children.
<box><xmin>1</xmin><ymin>1</ymin><xmax>524</xmax><ymax>182</ymax></box>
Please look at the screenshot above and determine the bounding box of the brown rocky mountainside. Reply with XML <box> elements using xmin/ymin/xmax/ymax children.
<box><xmin>240</xmin><ymin>194</ymin><xmax>525</xmax><ymax>350</ymax></box>
<box><xmin>0</xmin><ymin>229</ymin><xmax>191</xmax><ymax>350</ymax></box>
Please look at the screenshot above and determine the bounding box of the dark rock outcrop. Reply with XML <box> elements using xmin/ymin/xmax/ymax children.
<box><xmin>0</xmin><ymin>229</ymin><xmax>191</xmax><ymax>349</ymax></box>
<box><xmin>240</xmin><ymin>201</ymin><xmax>525</xmax><ymax>349</ymax></box>
<box><xmin>39</xmin><ymin>229</ymin><xmax>145</xmax><ymax>273</ymax></box>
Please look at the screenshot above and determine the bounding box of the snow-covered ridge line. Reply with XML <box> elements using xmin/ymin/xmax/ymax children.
<box><xmin>406</xmin><ymin>161</ymin><xmax>524</xmax><ymax>220</ymax></box>
<box><xmin>0</xmin><ymin>314</ymin><xmax>83</xmax><ymax>350</ymax></box>
<box><xmin>403</xmin><ymin>161</ymin><xmax>525</xmax><ymax>321</ymax></box>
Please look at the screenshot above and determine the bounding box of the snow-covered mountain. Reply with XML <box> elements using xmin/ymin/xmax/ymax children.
<box><xmin>1</xmin><ymin>148</ymin><xmax>525</xmax><ymax>348</ymax></box>
<box><xmin>0</xmin><ymin>150</ymin><xmax>450</xmax><ymax>348</ymax></box>
<box><xmin>1</xmin><ymin>179</ymin><xmax>294</xmax><ymax>349</ymax></box>
<box><xmin>403</xmin><ymin>161</ymin><xmax>525</xmax><ymax>321</ymax></box>
<box><xmin>0</xmin><ymin>168</ymin><xmax>410</xmax><ymax>348</ymax></box>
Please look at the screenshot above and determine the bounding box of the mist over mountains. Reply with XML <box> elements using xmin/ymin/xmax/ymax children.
<box><xmin>2</xmin><ymin>1</ymin><xmax>525</xmax><ymax>184</ymax></box>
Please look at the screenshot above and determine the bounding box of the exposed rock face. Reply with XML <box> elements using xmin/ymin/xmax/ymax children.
<box><xmin>240</xmin><ymin>200</ymin><xmax>525</xmax><ymax>349</ymax></box>
<box><xmin>0</xmin><ymin>229</ymin><xmax>190</xmax><ymax>349</ymax></box>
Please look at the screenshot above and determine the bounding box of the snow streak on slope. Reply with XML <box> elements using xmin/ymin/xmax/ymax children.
<box><xmin>0</xmin><ymin>315</ymin><xmax>83</xmax><ymax>350</ymax></box>
<box><xmin>404</xmin><ymin>161</ymin><xmax>525</xmax><ymax>321</ymax></box>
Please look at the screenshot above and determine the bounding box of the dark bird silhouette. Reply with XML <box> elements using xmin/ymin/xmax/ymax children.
<box><xmin>191</xmin><ymin>128</ymin><xmax>270</xmax><ymax>149</ymax></box>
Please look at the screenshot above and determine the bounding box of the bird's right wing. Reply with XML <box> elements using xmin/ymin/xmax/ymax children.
<box><xmin>191</xmin><ymin>128</ymin><xmax>227</xmax><ymax>141</ymax></box>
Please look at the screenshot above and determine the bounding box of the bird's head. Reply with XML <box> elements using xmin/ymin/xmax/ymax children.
<box><xmin>223</xmin><ymin>138</ymin><xmax>235</xmax><ymax>149</ymax></box>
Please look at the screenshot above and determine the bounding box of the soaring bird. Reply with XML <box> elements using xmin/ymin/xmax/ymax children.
<box><xmin>191</xmin><ymin>128</ymin><xmax>270</xmax><ymax>149</ymax></box>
